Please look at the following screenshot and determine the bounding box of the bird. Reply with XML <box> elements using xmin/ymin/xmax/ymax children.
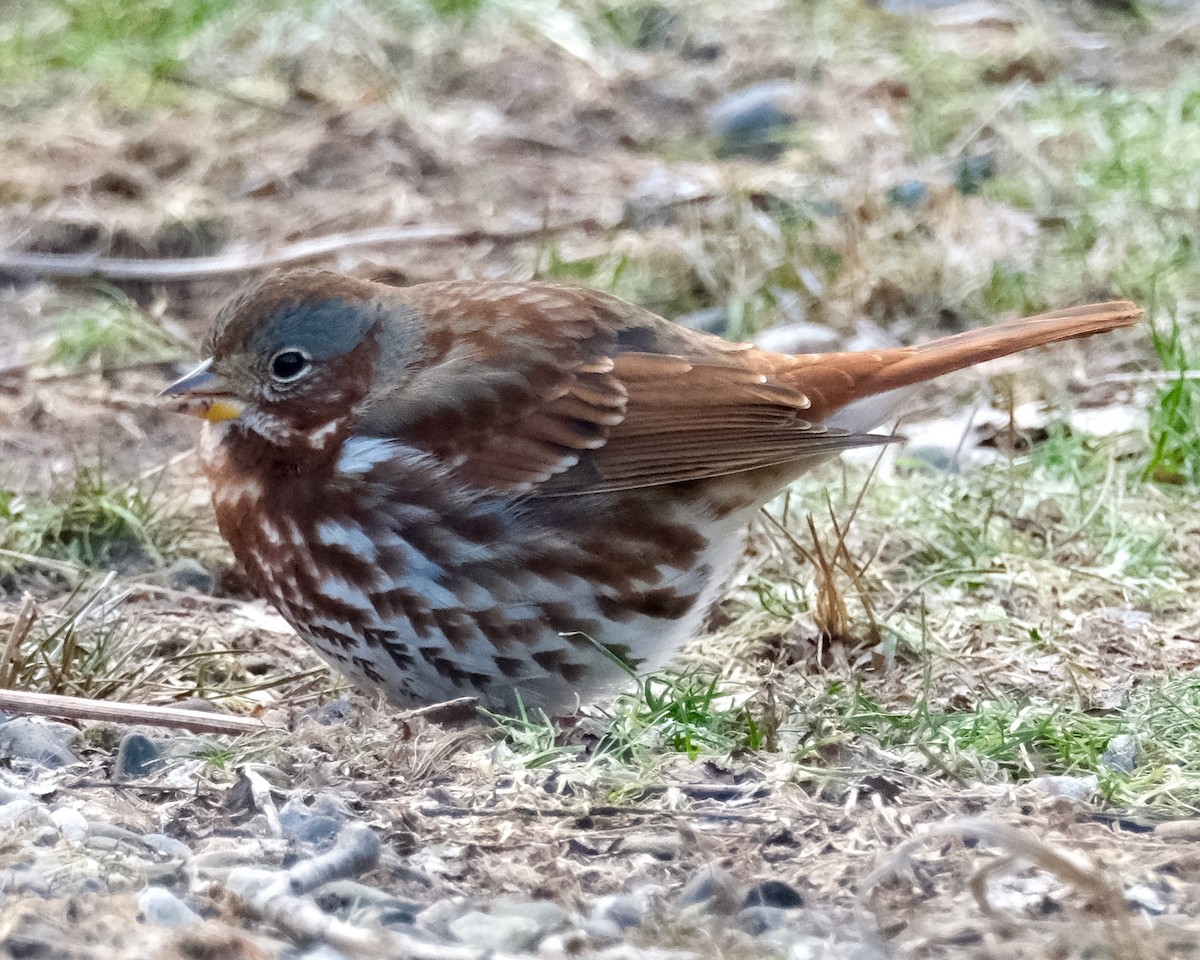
<box><xmin>162</xmin><ymin>270</ymin><xmax>1139</xmax><ymax>713</ymax></box>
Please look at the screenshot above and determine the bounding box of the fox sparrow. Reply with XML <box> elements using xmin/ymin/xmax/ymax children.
<box><xmin>163</xmin><ymin>271</ymin><xmax>1138</xmax><ymax>712</ymax></box>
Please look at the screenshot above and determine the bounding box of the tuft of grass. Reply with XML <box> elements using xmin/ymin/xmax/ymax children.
<box><xmin>599</xmin><ymin>672</ymin><xmax>767</xmax><ymax>761</ymax></box>
<box><xmin>45</xmin><ymin>294</ymin><xmax>187</xmax><ymax>371</ymax></box>
<box><xmin>0</xmin><ymin>0</ymin><xmax>239</xmax><ymax>90</ymax></box>
<box><xmin>0</xmin><ymin>464</ymin><xmax>192</xmax><ymax>573</ymax></box>
<box><xmin>855</xmin><ymin>428</ymin><xmax>1185</xmax><ymax>616</ymax></box>
<box><xmin>795</xmin><ymin>674</ymin><xmax>1200</xmax><ymax>816</ymax></box>
<box><xmin>487</xmin><ymin>671</ymin><xmax>768</xmax><ymax>772</ymax></box>
<box><xmin>1144</xmin><ymin>307</ymin><xmax>1200</xmax><ymax>487</ymax></box>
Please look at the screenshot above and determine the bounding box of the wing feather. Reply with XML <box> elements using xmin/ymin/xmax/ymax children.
<box><xmin>364</xmin><ymin>282</ymin><xmax>1135</xmax><ymax>498</ymax></box>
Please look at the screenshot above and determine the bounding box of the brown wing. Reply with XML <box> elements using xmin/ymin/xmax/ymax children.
<box><xmin>360</xmin><ymin>280</ymin><xmax>875</xmax><ymax>496</ymax></box>
<box><xmin>365</xmin><ymin>281</ymin><xmax>1139</xmax><ymax>497</ymax></box>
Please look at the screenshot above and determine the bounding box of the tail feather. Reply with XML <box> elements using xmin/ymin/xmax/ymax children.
<box><xmin>782</xmin><ymin>300</ymin><xmax>1141</xmax><ymax>422</ymax></box>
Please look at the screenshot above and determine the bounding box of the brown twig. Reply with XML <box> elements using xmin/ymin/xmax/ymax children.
<box><xmin>0</xmin><ymin>688</ymin><xmax>279</xmax><ymax>735</ymax></box>
<box><xmin>0</xmin><ymin>194</ymin><xmax>716</xmax><ymax>283</ymax></box>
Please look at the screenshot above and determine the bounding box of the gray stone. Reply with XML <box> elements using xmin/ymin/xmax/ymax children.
<box><xmin>49</xmin><ymin>806</ymin><xmax>88</xmax><ymax>842</ymax></box>
<box><xmin>31</xmin><ymin>825</ymin><xmax>60</xmax><ymax>846</ymax></box>
<box><xmin>887</xmin><ymin>180</ymin><xmax>929</xmax><ymax>209</ymax></box>
<box><xmin>592</xmin><ymin>893</ymin><xmax>645</xmax><ymax>929</ymax></box>
<box><xmin>619</xmin><ymin>831</ymin><xmax>681</xmax><ymax>861</ymax></box>
<box><xmin>0</xmin><ymin>863</ymin><xmax>52</xmax><ymax>896</ymax></box>
<box><xmin>743</xmin><ymin>879</ymin><xmax>804</xmax><ymax>909</ymax></box>
<box><xmin>0</xmin><ymin>783</ymin><xmax>31</xmax><ymax>805</ymax></box>
<box><xmin>676</xmin><ymin>864</ymin><xmax>742</xmax><ymax>914</ymax></box>
<box><xmin>954</xmin><ymin>153</ymin><xmax>997</xmax><ymax>196</ymax></box>
<box><xmin>0</xmin><ymin>718</ymin><xmax>78</xmax><ymax>768</ymax></box>
<box><xmin>736</xmin><ymin>905</ymin><xmax>788</xmax><ymax>935</ymax></box>
<box><xmin>707</xmin><ymin>81</ymin><xmax>801</xmax><ymax>160</ymax></box>
<box><xmin>224</xmin><ymin>866</ymin><xmax>281</xmax><ymax>898</ymax></box>
<box><xmin>491</xmin><ymin>897</ymin><xmax>571</xmax><ymax>931</ymax></box>
<box><xmin>449</xmin><ymin>910</ymin><xmax>544</xmax><ymax>952</ymax></box>
<box><xmin>1101</xmin><ymin>734</ymin><xmax>1138</xmax><ymax>775</ymax></box>
<box><xmin>582</xmin><ymin>916</ymin><xmax>625</xmax><ymax>944</ymax></box>
<box><xmin>278</xmin><ymin>796</ymin><xmax>351</xmax><ymax>846</ymax></box>
<box><xmin>0</xmin><ymin>799</ymin><xmax>52</xmax><ymax>831</ymax></box>
<box><xmin>293</xmin><ymin>815</ymin><xmax>343</xmax><ymax>847</ymax></box>
<box><xmin>164</xmin><ymin>558</ymin><xmax>214</xmax><ymax>593</ymax></box>
<box><xmin>137</xmin><ymin>886</ymin><xmax>201</xmax><ymax>928</ymax></box>
<box><xmin>141</xmin><ymin>833</ymin><xmax>193</xmax><ymax>859</ymax></box>
<box><xmin>1029</xmin><ymin>774</ymin><xmax>1097</xmax><ymax>801</ymax></box>
<box><xmin>115</xmin><ymin>733</ymin><xmax>162</xmax><ymax>779</ymax></box>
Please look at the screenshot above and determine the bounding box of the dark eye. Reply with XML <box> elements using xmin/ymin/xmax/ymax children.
<box><xmin>270</xmin><ymin>350</ymin><xmax>309</xmax><ymax>382</ymax></box>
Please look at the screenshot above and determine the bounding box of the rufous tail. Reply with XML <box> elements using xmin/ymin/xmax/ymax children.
<box><xmin>783</xmin><ymin>300</ymin><xmax>1141</xmax><ymax>421</ymax></box>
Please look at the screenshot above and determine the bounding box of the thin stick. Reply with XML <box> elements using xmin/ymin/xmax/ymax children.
<box><xmin>0</xmin><ymin>689</ymin><xmax>277</xmax><ymax>735</ymax></box>
<box><xmin>0</xmin><ymin>195</ymin><xmax>716</xmax><ymax>283</ymax></box>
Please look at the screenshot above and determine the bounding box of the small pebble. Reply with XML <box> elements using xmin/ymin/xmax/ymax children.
<box><xmin>1029</xmin><ymin>774</ymin><xmax>1097</xmax><ymax>801</ymax></box>
<box><xmin>449</xmin><ymin>910</ymin><xmax>544</xmax><ymax>952</ymax></box>
<box><xmin>49</xmin><ymin>807</ymin><xmax>89</xmax><ymax>842</ymax></box>
<box><xmin>1154</xmin><ymin>819</ymin><xmax>1200</xmax><ymax>841</ymax></box>
<box><xmin>0</xmin><ymin>718</ymin><xmax>79</xmax><ymax>768</ymax></box>
<box><xmin>887</xmin><ymin>180</ymin><xmax>929</xmax><ymax>209</ymax></box>
<box><xmin>619</xmin><ymin>831</ymin><xmax>681</xmax><ymax>861</ymax></box>
<box><xmin>164</xmin><ymin>558</ymin><xmax>214</xmax><ymax>593</ymax></box>
<box><xmin>0</xmin><ymin>799</ymin><xmax>52</xmax><ymax>831</ymax></box>
<box><xmin>1101</xmin><ymin>734</ymin><xmax>1138</xmax><ymax>775</ymax></box>
<box><xmin>592</xmin><ymin>893</ymin><xmax>645</xmax><ymax>930</ymax></box>
<box><xmin>31</xmin><ymin>825</ymin><xmax>60</xmax><ymax>846</ymax></box>
<box><xmin>115</xmin><ymin>733</ymin><xmax>163</xmax><ymax>780</ymax></box>
<box><xmin>141</xmin><ymin>833</ymin><xmax>193</xmax><ymax>859</ymax></box>
<box><xmin>137</xmin><ymin>886</ymin><xmax>201</xmax><ymax>928</ymax></box>
<box><xmin>954</xmin><ymin>153</ymin><xmax>997</xmax><ymax>196</ymax></box>
<box><xmin>293</xmin><ymin>816</ymin><xmax>343</xmax><ymax>847</ymax></box>
<box><xmin>707</xmin><ymin>81</ymin><xmax>800</xmax><ymax>160</ymax></box>
<box><xmin>676</xmin><ymin>864</ymin><xmax>742</xmax><ymax>915</ymax></box>
<box><xmin>736</xmin><ymin>905</ymin><xmax>788</xmax><ymax>935</ymax></box>
<box><xmin>743</xmin><ymin>879</ymin><xmax>804</xmax><ymax>910</ymax></box>
<box><xmin>278</xmin><ymin>796</ymin><xmax>350</xmax><ymax>845</ymax></box>
<box><xmin>582</xmin><ymin>916</ymin><xmax>625</xmax><ymax>944</ymax></box>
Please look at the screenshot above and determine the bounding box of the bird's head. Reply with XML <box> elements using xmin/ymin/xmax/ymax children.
<box><xmin>162</xmin><ymin>271</ymin><xmax>415</xmax><ymax>457</ymax></box>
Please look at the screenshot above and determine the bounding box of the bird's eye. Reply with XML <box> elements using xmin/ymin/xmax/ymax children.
<box><xmin>270</xmin><ymin>350</ymin><xmax>310</xmax><ymax>383</ymax></box>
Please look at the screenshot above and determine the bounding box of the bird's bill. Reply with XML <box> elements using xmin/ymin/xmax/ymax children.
<box><xmin>160</xmin><ymin>358</ymin><xmax>245</xmax><ymax>422</ymax></box>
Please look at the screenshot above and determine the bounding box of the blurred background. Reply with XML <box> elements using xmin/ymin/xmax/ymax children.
<box><xmin>2</xmin><ymin>0</ymin><xmax>1198</xmax><ymax>485</ymax></box>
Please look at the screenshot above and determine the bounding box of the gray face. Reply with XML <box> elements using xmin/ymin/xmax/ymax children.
<box><xmin>246</xmin><ymin>299</ymin><xmax>377</xmax><ymax>362</ymax></box>
<box><xmin>203</xmin><ymin>296</ymin><xmax>384</xmax><ymax>402</ymax></box>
